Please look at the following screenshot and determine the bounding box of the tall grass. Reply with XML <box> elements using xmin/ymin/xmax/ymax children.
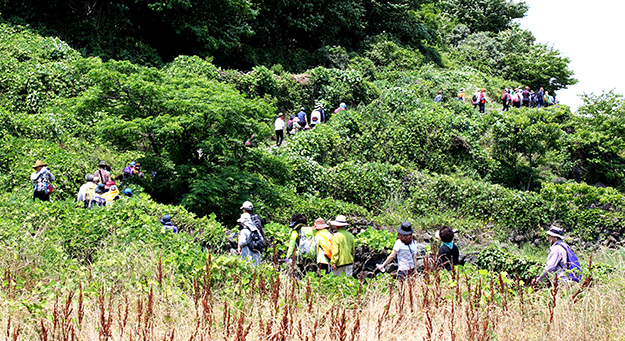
<box><xmin>1</xmin><ymin>249</ymin><xmax>624</xmax><ymax>340</ymax></box>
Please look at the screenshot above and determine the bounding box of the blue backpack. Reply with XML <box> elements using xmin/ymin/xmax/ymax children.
<box><xmin>555</xmin><ymin>241</ymin><xmax>582</xmax><ymax>282</ymax></box>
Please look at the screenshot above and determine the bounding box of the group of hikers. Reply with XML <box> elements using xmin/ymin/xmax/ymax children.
<box><xmin>31</xmin><ymin>160</ymin><xmax>582</xmax><ymax>285</ymax></box>
<box><xmin>273</xmin><ymin>102</ymin><xmax>346</xmax><ymax>146</ymax></box>
<box><xmin>31</xmin><ymin>159</ymin><xmax>179</xmax><ymax>233</ymax></box>
<box><xmin>437</xmin><ymin>86</ymin><xmax>557</xmax><ymax>114</ymax></box>
<box><xmin>30</xmin><ymin>159</ymin><xmax>141</xmax><ymax>206</ymax></box>
<box><xmin>235</xmin><ymin>200</ymin><xmax>581</xmax><ymax>285</ymax></box>
<box><xmin>235</xmin><ymin>201</ymin><xmax>461</xmax><ymax>279</ymax></box>
<box><xmin>499</xmin><ymin>86</ymin><xmax>557</xmax><ymax>111</ymax></box>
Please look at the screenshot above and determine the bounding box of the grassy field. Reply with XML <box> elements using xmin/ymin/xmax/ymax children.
<box><xmin>1</xmin><ymin>247</ymin><xmax>624</xmax><ymax>341</ymax></box>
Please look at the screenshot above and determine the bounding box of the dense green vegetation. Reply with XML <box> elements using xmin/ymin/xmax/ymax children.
<box><xmin>0</xmin><ymin>0</ymin><xmax>623</xmax><ymax>299</ymax></box>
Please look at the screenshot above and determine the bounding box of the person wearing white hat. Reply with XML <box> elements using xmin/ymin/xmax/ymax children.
<box><xmin>237</xmin><ymin>213</ymin><xmax>263</xmax><ymax>266</ymax></box>
<box><xmin>240</xmin><ymin>201</ymin><xmax>265</xmax><ymax>237</ymax></box>
<box><xmin>329</xmin><ymin>215</ymin><xmax>355</xmax><ymax>276</ymax></box>
<box><xmin>532</xmin><ymin>226</ymin><xmax>580</xmax><ymax>285</ymax></box>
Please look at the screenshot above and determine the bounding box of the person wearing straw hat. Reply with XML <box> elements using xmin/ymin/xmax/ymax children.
<box><xmin>532</xmin><ymin>226</ymin><xmax>581</xmax><ymax>285</ymax></box>
<box><xmin>313</xmin><ymin>218</ymin><xmax>334</xmax><ymax>275</ymax></box>
<box><xmin>329</xmin><ymin>215</ymin><xmax>355</xmax><ymax>276</ymax></box>
<box><xmin>30</xmin><ymin>160</ymin><xmax>55</xmax><ymax>201</ymax></box>
<box><xmin>377</xmin><ymin>222</ymin><xmax>421</xmax><ymax>279</ymax></box>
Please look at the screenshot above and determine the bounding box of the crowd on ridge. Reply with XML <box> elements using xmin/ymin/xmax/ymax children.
<box><xmin>437</xmin><ymin>86</ymin><xmax>558</xmax><ymax>113</ymax></box>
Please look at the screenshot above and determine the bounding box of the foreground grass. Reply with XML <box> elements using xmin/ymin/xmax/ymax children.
<box><xmin>1</xmin><ymin>249</ymin><xmax>624</xmax><ymax>340</ymax></box>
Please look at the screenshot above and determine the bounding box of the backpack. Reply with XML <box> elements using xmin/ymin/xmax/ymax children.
<box><xmin>298</xmin><ymin>227</ymin><xmax>316</xmax><ymax>258</ymax></box>
<box><xmin>286</xmin><ymin>121</ymin><xmax>293</xmax><ymax>131</ymax></box>
<box><xmin>84</xmin><ymin>183</ymin><xmax>96</xmax><ymax>203</ymax></box>
<box><xmin>472</xmin><ymin>94</ymin><xmax>477</xmax><ymax>102</ymax></box>
<box><xmin>316</xmin><ymin>231</ymin><xmax>333</xmax><ymax>259</ymax></box>
<box><xmin>555</xmin><ymin>241</ymin><xmax>582</xmax><ymax>282</ymax></box>
<box><xmin>250</xmin><ymin>214</ymin><xmax>265</xmax><ymax>237</ymax></box>
<box><xmin>311</xmin><ymin>109</ymin><xmax>321</xmax><ymax>123</ymax></box>
<box><xmin>522</xmin><ymin>90</ymin><xmax>530</xmax><ymax>99</ymax></box>
<box><xmin>247</xmin><ymin>228</ymin><xmax>264</xmax><ymax>253</ymax></box>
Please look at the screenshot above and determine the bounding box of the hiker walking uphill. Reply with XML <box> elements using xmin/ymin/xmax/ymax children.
<box><xmin>457</xmin><ymin>89</ymin><xmax>465</xmax><ymax>102</ymax></box>
<box><xmin>297</xmin><ymin>107</ymin><xmax>308</xmax><ymax>131</ymax></box>
<box><xmin>334</xmin><ymin>103</ymin><xmax>346</xmax><ymax>115</ymax></box>
<box><xmin>285</xmin><ymin>214</ymin><xmax>316</xmax><ymax>271</ymax></box>
<box><xmin>532</xmin><ymin>226</ymin><xmax>582</xmax><ymax>285</ymax></box>
<box><xmin>160</xmin><ymin>215</ymin><xmax>178</xmax><ymax>233</ymax></box>
<box><xmin>88</xmin><ymin>184</ymin><xmax>108</xmax><ymax>208</ymax></box>
<box><xmin>286</xmin><ymin>115</ymin><xmax>300</xmax><ymax>138</ymax></box>
<box><xmin>274</xmin><ymin>113</ymin><xmax>285</xmax><ymax>146</ymax></box>
<box><xmin>377</xmin><ymin>222</ymin><xmax>422</xmax><ymax>279</ymax></box>
<box><xmin>76</xmin><ymin>173</ymin><xmax>96</xmax><ymax>208</ymax></box>
<box><xmin>501</xmin><ymin>89</ymin><xmax>511</xmax><ymax>111</ymax></box>
<box><xmin>240</xmin><ymin>201</ymin><xmax>265</xmax><ymax>238</ymax></box>
<box><xmin>437</xmin><ymin>225</ymin><xmax>460</xmax><ymax>271</ymax></box>
<box><xmin>313</xmin><ymin>218</ymin><xmax>334</xmax><ymax>275</ymax></box>
<box><xmin>434</xmin><ymin>91</ymin><xmax>443</xmax><ymax>103</ymax></box>
<box><xmin>329</xmin><ymin>215</ymin><xmax>355</xmax><ymax>276</ymax></box>
<box><xmin>123</xmin><ymin>161</ymin><xmax>138</xmax><ymax>180</ymax></box>
<box><xmin>237</xmin><ymin>212</ymin><xmax>264</xmax><ymax>266</ymax></box>
<box><xmin>537</xmin><ymin>87</ymin><xmax>545</xmax><ymax>107</ymax></box>
<box><xmin>31</xmin><ymin>160</ymin><xmax>55</xmax><ymax>201</ymax></box>
<box><xmin>94</xmin><ymin>161</ymin><xmax>112</xmax><ymax>184</ymax></box>
<box><xmin>310</xmin><ymin>104</ymin><xmax>325</xmax><ymax>127</ymax></box>
<box><xmin>477</xmin><ymin>88</ymin><xmax>487</xmax><ymax>113</ymax></box>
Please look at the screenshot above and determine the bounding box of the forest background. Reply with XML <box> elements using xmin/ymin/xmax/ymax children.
<box><xmin>1</xmin><ymin>0</ymin><xmax>625</xmax><ymax>339</ymax></box>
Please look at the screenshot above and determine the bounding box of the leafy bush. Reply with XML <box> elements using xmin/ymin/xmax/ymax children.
<box><xmin>354</xmin><ymin>228</ymin><xmax>396</xmax><ymax>251</ymax></box>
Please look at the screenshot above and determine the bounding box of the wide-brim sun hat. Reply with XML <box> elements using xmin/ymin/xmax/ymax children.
<box><xmin>397</xmin><ymin>222</ymin><xmax>413</xmax><ymax>235</ymax></box>
<box><xmin>546</xmin><ymin>226</ymin><xmax>564</xmax><ymax>239</ymax></box>
<box><xmin>32</xmin><ymin>160</ymin><xmax>47</xmax><ymax>169</ymax></box>
<box><xmin>330</xmin><ymin>215</ymin><xmax>349</xmax><ymax>227</ymax></box>
<box><xmin>98</xmin><ymin>160</ymin><xmax>108</xmax><ymax>167</ymax></box>
<box><xmin>313</xmin><ymin>217</ymin><xmax>329</xmax><ymax>230</ymax></box>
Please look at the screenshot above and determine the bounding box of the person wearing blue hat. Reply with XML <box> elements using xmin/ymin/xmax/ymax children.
<box><xmin>160</xmin><ymin>215</ymin><xmax>178</xmax><ymax>233</ymax></box>
<box><xmin>377</xmin><ymin>222</ymin><xmax>422</xmax><ymax>279</ymax></box>
<box><xmin>123</xmin><ymin>188</ymin><xmax>133</xmax><ymax>198</ymax></box>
